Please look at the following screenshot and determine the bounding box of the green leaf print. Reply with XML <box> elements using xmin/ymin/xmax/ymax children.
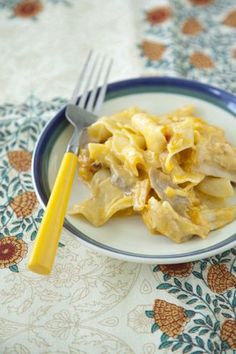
<box><xmin>9</xmin><ymin>264</ymin><xmax>19</xmax><ymax>272</ymax></box>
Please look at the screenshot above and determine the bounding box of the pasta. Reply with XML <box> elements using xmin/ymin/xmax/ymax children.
<box><xmin>70</xmin><ymin>106</ymin><xmax>236</xmax><ymax>243</ymax></box>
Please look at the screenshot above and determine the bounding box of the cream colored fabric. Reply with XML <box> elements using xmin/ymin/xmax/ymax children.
<box><xmin>0</xmin><ymin>0</ymin><xmax>140</xmax><ymax>103</ymax></box>
<box><xmin>0</xmin><ymin>1</ymin><xmax>236</xmax><ymax>353</ymax></box>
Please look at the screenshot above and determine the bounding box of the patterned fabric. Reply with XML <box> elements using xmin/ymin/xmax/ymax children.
<box><xmin>0</xmin><ymin>97</ymin><xmax>66</xmax><ymax>273</ymax></box>
<box><xmin>146</xmin><ymin>258</ymin><xmax>236</xmax><ymax>352</ymax></box>
<box><xmin>0</xmin><ymin>0</ymin><xmax>236</xmax><ymax>353</ymax></box>
<box><xmin>0</xmin><ymin>0</ymin><xmax>70</xmax><ymax>19</ymax></box>
<box><xmin>139</xmin><ymin>0</ymin><xmax>236</xmax><ymax>94</ymax></box>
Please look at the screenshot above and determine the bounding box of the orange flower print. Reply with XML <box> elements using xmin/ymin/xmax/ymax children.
<box><xmin>189</xmin><ymin>0</ymin><xmax>214</xmax><ymax>5</ymax></box>
<box><xmin>207</xmin><ymin>264</ymin><xmax>236</xmax><ymax>293</ymax></box>
<box><xmin>0</xmin><ymin>236</ymin><xmax>27</xmax><ymax>269</ymax></box>
<box><xmin>8</xmin><ymin>150</ymin><xmax>32</xmax><ymax>172</ymax></box>
<box><xmin>13</xmin><ymin>0</ymin><xmax>43</xmax><ymax>18</ymax></box>
<box><xmin>146</xmin><ymin>6</ymin><xmax>172</xmax><ymax>25</ymax></box>
<box><xmin>190</xmin><ymin>52</ymin><xmax>214</xmax><ymax>69</ymax></box>
<box><xmin>159</xmin><ymin>263</ymin><xmax>193</xmax><ymax>277</ymax></box>
<box><xmin>220</xmin><ymin>320</ymin><xmax>236</xmax><ymax>349</ymax></box>
<box><xmin>141</xmin><ymin>40</ymin><xmax>166</xmax><ymax>61</ymax></box>
<box><xmin>10</xmin><ymin>191</ymin><xmax>38</xmax><ymax>218</ymax></box>
<box><xmin>223</xmin><ymin>10</ymin><xmax>236</xmax><ymax>28</ymax></box>
<box><xmin>182</xmin><ymin>18</ymin><xmax>203</xmax><ymax>35</ymax></box>
<box><xmin>153</xmin><ymin>300</ymin><xmax>190</xmax><ymax>337</ymax></box>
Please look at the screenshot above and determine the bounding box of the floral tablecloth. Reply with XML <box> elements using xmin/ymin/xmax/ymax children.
<box><xmin>0</xmin><ymin>1</ymin><xmax>236</xmax><ymax>353</ymax></box>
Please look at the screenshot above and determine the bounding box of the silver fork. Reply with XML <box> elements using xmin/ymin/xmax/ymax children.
<box><xmin>28</xmin><ymin>52</ymin><xmax>112</xmax><ymax>275</ymax></box>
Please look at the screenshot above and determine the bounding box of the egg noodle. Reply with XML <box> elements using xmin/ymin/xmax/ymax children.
<box><xmin>70</xmin><ymin>106</ymin><xmax>236</xmax><ymax>243</ymax></box>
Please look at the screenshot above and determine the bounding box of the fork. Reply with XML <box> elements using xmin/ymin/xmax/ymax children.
<box><xmin>28</xmin><ymin>52</ymin><xmax>112</xmax><ymax>275</ymax></box>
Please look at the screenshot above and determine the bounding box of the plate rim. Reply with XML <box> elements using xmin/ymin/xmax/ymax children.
<box><xmin>32</xmin><ymin>76</ymin><xmax>236</xmax><ymax>263</ymax></box>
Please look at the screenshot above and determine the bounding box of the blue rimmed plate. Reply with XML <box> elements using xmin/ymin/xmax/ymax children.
<box><xmin>32</xmin><ymin>77</ymin><xmax>236</xmax><ymax>264</ymax></box>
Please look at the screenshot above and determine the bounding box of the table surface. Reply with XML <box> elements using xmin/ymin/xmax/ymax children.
<box><xmin>0</xmin><ymin>1</ymin><xmax>236</xmax><ymax>353</ymax></box>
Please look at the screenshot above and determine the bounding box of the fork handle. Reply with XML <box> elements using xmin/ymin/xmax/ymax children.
<box><xmin>28</xmin><ymin>152</ymin><xmax>78</xmax><ymax>275</ymax></box>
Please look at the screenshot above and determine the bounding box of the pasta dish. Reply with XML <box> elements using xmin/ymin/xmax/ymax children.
<box><xmin>70</xmin><ymin>106</ymin><xmax>236</xmax><ymax>243</ymax></box>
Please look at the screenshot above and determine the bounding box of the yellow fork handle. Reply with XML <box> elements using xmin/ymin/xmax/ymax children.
<box><xmin>28</xmin><ymin>152</ymin><xmax>78</xmax><ymax>275</ymax></box>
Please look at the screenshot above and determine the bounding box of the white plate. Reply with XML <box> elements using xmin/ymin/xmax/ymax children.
<box><xmin>32</xmin><ymin>77</ymin><xmax>236</xmax><ymax>263</ymax></box>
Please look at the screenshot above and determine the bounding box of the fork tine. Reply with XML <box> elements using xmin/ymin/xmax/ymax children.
<box><xmin>78</xmin><ymin>53</ymin><xmax>99</xmax><ymax>109</ymax></box>
<box><xmin>70</xmin><ymin>50</ymin><xmax>93</xmax><ymax>104</ymax></box>
<box><xmin>86</xmin><ymin>56</ymin><xmax>105</xmax><ymax>112</ymax></box>
<box><xmin>93</xmin><ymin>58</ymin><xmax>113</xmax><ymax>115</ymax></box>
